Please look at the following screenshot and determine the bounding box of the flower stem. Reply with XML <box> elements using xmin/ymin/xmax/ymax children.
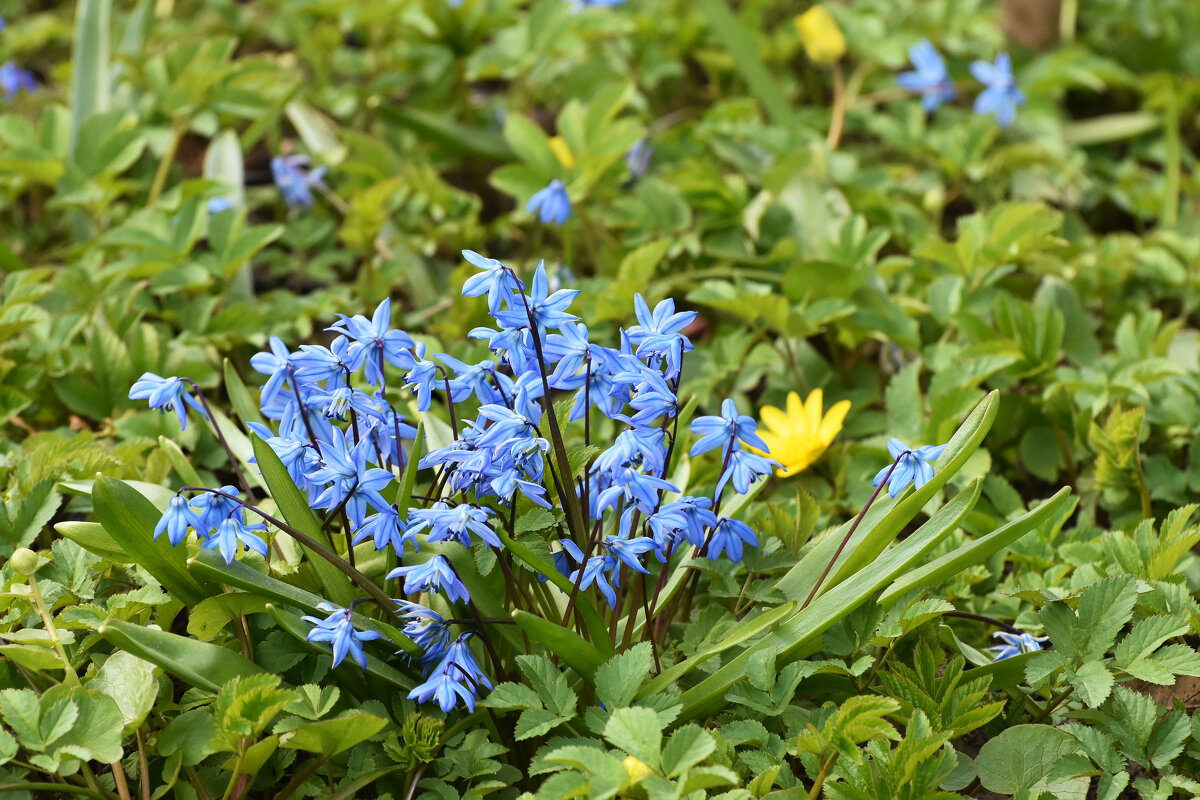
<box><xmin>800</xmin><ymin>455</ymin><xmax>900</xmax><ymax>611</ymax></box>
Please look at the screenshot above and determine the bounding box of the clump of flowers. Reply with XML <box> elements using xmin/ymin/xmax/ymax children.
<box><xmin>133</xmin><ymin>250</ymin><xmax>797</xmax><ymax>713</ymax></box>
<box><xmin>896</xmin><ymin>40</ymin><xmax>1026</xmax><ymax>127</ymax></box>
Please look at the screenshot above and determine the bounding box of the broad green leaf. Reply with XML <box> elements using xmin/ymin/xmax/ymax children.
<box><xmin>157</xmin><ymin>709</ymin><xmax>217</xmax><ymax>766</ymax></box>
<box><xmin>1077</xmin><ymin>575</ymin><xmax>1137</xmax><ymax>661</ymax></box>
<box><xmin>661</xmin><ymin>725</ymin><xmax>715</xmax><ymax>778</ymax></box>
<box><xmin>596</xmin><ymin>643</ymin><xmax>654</xmax><ymax>711</ymax></box>
<box><xmin>87</xmin><ymin>651</ymin><xmax>157</xmax><ymax>733</ymax></box>
<box><xmin>604</xmin><ymin>707</ymin><xmax>661</xmax><ymax>769</ymax></box>
<box><xmin>381</xmin><ymin>105</ymin><xmax>513</xmax><ymax>161</ymax></box>
<box><xmin>280</xmin><ymin>712</ymin><xmax>388</xmax><ymax>756</ymax></box>
<box><xmin>223</xmin><ymin>359</ymin><xmax>265</xmax><ymax>428</ymax></box>
<box><xmin>187</xmin><ymin>593</ymin><xmax>270</xmax><ymax>640</ymax></box>
<box><xmin>513</xmin><ymin>611</ymin><xmax>604</xmax><ymax>685</ymax></box>
<box><xmin>1069</xmin><ymin>660</ymin><xmax>1114</xmax><ymax>708</ymax></box>
<box><xmin>41</xmin><ymin>685</ymin><xmax>125</xmax><ymax>766</ymax></box>
<box><xmin>975</xmin><ymin>724</ymin><xmax>1079</xmax><ymax>795</ymax></box>
<box><xmin>97</xmin><ymin>619</ymin><xmax>262</xmax><ymax>694</ymax></box>
<box><xmin>698</xmin><ymin>0</ymin><xmax>793</xmax><ymax>125</ymax></box>
<box><xmin>70</xmin><ymin>0</ymin><xmax>111</xmax><ymax>155</ymax></box>
<box><xmin>516</xmin><ymin>655</ymin><xmax>576</xmax><ymax>719</ymax></box>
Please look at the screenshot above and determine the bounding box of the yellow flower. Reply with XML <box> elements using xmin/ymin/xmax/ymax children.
<box><xmin>622</xmin><ymin>754</ymin><xmax>652</xmax><ymax>783</ymax></box>
<box><xmin>750</xmin><ymin>389</ymin><xmax>849</xmax><ymax>477</ymax></box>
<box><xmin>548</xmin><ymin>136</ymin><xmax>576</xmax><ymax>170</ymax></box>
<box><xmin>795</xmin><ymin>5</ymin><xmax>846</xmax><ymax>65</ymax></box>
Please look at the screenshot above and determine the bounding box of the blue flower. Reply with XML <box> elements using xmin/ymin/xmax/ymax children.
<box><xmin>203</xmin><ymin>517</ymin><xmax>270</xmax><ymax>564</ymax></box>
<box><xmin>626</xmin><ymin>294</ymin><xmax>696</xmax><ymax>380</ymax></box>
<box><xmin>353</xmin><ymin>506</ymin><xmax>415</xmax><ymax>555</ymax></box>
<box><xmin>191</xmin><ymin>486</ymin><xmax>244</xmax><ymax>535</ymax></box>
<box><xmin>0</xmin><ymin>63</ymin><xmax>36</xmax><ymax>99</ymax></box>
<box><xmin>407</xmin><ymin>502</ymin><xmax>501</xmax><ymax>549</ymax></box>
<box><xmin>408</xmin><ymin>634</ymin><xmax>491</xmax><ymax>712</ymax></box>
<box><xmin>716</xmin><ymin>448</ymin><xmax>777</xmax><ymax>497</ymax></box>
<box><xmin>604</xmin><ymin>534</ymin><xmax>658</xmax><ymax>574</ymax></box>
<box><xmin>302</xmin><ymin>603</ymin><xmax>383</xmax><ymax>670</ymax></box>
<box><xmin>655</xmin><ymin>496</ymin><xmax>717</xmax><ymax>548</ymax></box>
<box><xmin>437</xmin><ymin>355</ymin><xmax>502</xmax><ymax>404</ymax></box>
<box><xmin>469</xmin><ymin>324</ymin><xmax>537</xmax><ymax>373</ymax></box>
<box><xmin>271</xmin><ymin>154</ymin><xmax>327</xmax><ymax>208</ymax></box>
<box><xmin>396</xmin><ymin>601</ymin><xmax>453</xmax><ymax>665</ymax></box>
<box><xmin>207</xmin><ymin>197</ymin><xmax>234</xmax><ymax>214</ymax></box>
<box><xmin>970</xmin><ymin>52</ymin><xmax>1025</xmax><ymax>128</ymax></box>
<box><xmin>154</xmin><ymin>496</ymin><xmax>206</xmax><ymax>547</ymax></box>
<box><xmin>404</xmin><ymin>343</ymin><xmax>440</xmax><ymax>411</ymax></box>
<box><xmin>328</xmin><ymin>298</ymin><xmax>415</xmax><ymax>387</ymax></box>
<box><xmin>707</xmin><ymin>518</ymin><xmax>757</xmax><ymax>562</ymax></box>
<box><xmin>872</xmin><ymin>438</ymin><xmax>946</xmax><ymax>498</ymax></box>
<box><xmin>625</xmin><ymin>138</ymin><xmax>652</xmax><ymax>180</ymax></box>
<box><xmin>527</xmin><ymin>179</ymin><xmax>573</xmax><ymax>225</ymax></box>
<box><xmin>291</xmin><ymin>336</ymin><xmax>354</xmax><ymax>386</ymax></box>
<box><xmin>988</xmin><ymin>630</ymin><xmax>1048</xmax><ymax>661</ymax></box>
<box><xmin>129</xmin><ymin>373</ymin><xmax>206</xmax><ymax>431</ymax></box>
<box><xmin>494</xmin><ymin>261</ymin><xmax>579</xmax><ymax>333</ymax></box>
<box><xmin>388</xmin><ymin>555</ymin><xmax>471</xmax><ymax>604</ymax></box>
<box><xmin>306</xmin><ymin>427</ymin><xmax>395</xmax><ymax>526</ymax></box>
<box><xmin>594</xmin><ymin>467</ymin><xmax>678</xmax><ymax>515</ymax></box>
<box><xmin>250</xmin><ymin>336</ymin><xmax>293</xmax><ymax>409</ymax></box>
<box><xmin>690</xmin><ymin>398</ymin><xmax>769</xmax><ymax>457</ymax></box>
<box><xmin>461</xmin><ymin>250</ymin><xmax>524</xmax><ymax>314</ymax></box>
<box><xmin>593</xmin><ymin>429</ymin><xmax>667</xmax><ymax>479</ymax></box>
<box><xmin>560</xmin><ymin>541</ymin><xmax>619</xmax><ymax>608</ymax></box>
<box><xmin>897</xmin><ymin>40</ymin><xmax>956</xmax><ymax>113</ymax></box>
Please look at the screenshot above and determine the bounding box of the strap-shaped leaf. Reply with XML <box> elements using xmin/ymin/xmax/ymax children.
<box><xmin>92</xmin><ymin>476</ymin><xmax>211</xmax><ymax>605</ymax></box>
<box><xmin>676</xmin><ymin>479</ymin><xmax>998</xmax><ymax>722</ymax></box>
<box><xmin>498</xmin><ymin>530</ymin><xmax>615</xmax><ymax>657</ymax></box>
<box><xmin>879</xmin><ymin>487</ymin><xmax>1074</xmax><ymax>606</ymax></box>
<box><xmin>251</xmin><ymin>435</ymin><xmax>356</xmax><ymax>607</ymax></box>
<box><xmin>513</xmin><ymin>610</ymin><xmax>605</xmax><ymax>684</ymax></box>
<box><xmin>223</xmin><ymin>359</ymin><xmax>265</xmax><ymax>428</ymax></box>
<box><xmin>98</xmin><ymin>619</ymin><xmax>260</xmax><ymax>693</ymax></box>
<box><xmin>779</xmin><ymin>391</ymin><xmax>999</xmax><ymax>603</ymax></box>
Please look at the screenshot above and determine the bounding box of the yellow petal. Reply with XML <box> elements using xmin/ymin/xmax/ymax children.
<box><xmin>785</xmin><ymin>391</ymin><xmax>805</xmax><ymax>421</ymax></box>
<box><xmin>803</xmin><ymin>389</ymin><xmax>824</xmax><ymax>433</ymax></box>
<box><xmin>818</xmin><ymin>399</ymin><xmax>851</xmax><ymax>444</ymax></box>
<box><xmin>548</xmin><ymin>136</ymin><xmax>575</xmax><ymax>170</ymax></box>
<box><xmin>760</xmin><ymin>405</ymin><xmax>790</xmax><ymax>435</ymax></box>
<box><xmin>795</xmin><ymin>5</ymin><xmax>846</xmax><ymax>65</ymax></box>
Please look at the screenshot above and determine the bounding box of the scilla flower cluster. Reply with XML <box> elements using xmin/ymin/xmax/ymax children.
<box><xmin>131</xmin><ymin>250</ymin><xmax>782</xmax><ymax>714</ymax></box>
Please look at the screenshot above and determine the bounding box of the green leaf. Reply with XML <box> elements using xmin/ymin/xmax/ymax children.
<box><xmin>92</xmin><ymin>476</ymin><xmax>210</xmax><ymax>605</ymax></box>
<box><xmin>280</xmin><ymin>712</ymin><xmax>388</xmax><ymax>756</ymax></box>
<box><xmin>515</xmin><ymin>708</ymin><xmax>573</xmax><ymax>741</ymax></box>
<box><xmin>661</xmin><ymin>725</ymin><xmax>715</xmax><ymax>778</ymax></box>
<box><xmin>251</xmin><ymin>435</ymin><xmax>355</xmax><ymax>607</ymax></box>
<box><xmin>1077</xmin><ymin>575</ymin><xmax>1137</xmax><ymax>661</ymax></box>
<box><xmin>97</xmin><ymin>618</ymin><xmax>262</xmax><ymax>694</ymax></box>
<box><xmin>187</xmin><ymin>593</ymin><xmax>270</xmax><ymax>641</ymax></box>
<box><xmin>87</xmin><ymin>651</ymin><xmax>157</xmax><ymax>733</ymax></box>
<box><xmin>69</xmin><ymin>0</ymin><xmax>111</xmax><ymax>155</ymax></box>
<box><xmin>41</xmin><ymin>685</ymin><xmax>124</xmax><ymax>766</ymax></box>
<box><xmin>223</xmin><ymin>359</ymin><xmax>264</xmax><ymax>428</ymax></box>
<box><xmin>513</xmin><ymin>611</ymin><xmax>604</xmax><ymax>685</ymax></box>
<box><xmin>1069</xmin><ymin>660</ymin><xmax>1114</xmax><ymax>708</ymax></box>
<box><xmin>394</xmin><ymin>421</ymin><xmax>424</xmax><ymax>515</ymax></box>
<box><xmin>975</xmin><ymin>724</ymin><xmax>1079</xmax><ymax>795</ymax></box>
<box><xmin>381</xmin><ymin>105</ymin><xmax>513</xmax><ymax>161</ymax></box>
<box><xmin>697</xmin><ymin>0</ymin><xmax>793</xmax><ymax>125</ymax></box>
<box><xmin>596</xmin><ymin>643</ymin><xmax>654</xmax><ymax>711</ymax></box>
<box><xmin>158</xmin><ymin>709</ymin><xmax>217</xmax><ymax>766</ymax></box>
<box><xmin>604</xmin><ymin>707</ymin><xmax>662</xmax><ymax>770</ymax></box>
<box><xmin>516</xmin><ymin>655</ymin><xmax>576</xmax><ymax>719</ymax></box>
<box><xmin>53</xmin><ymin>520</ymin><xmax>127</xmax><ymax>561</ymax></box>
<box><xmin>1115</xmin><ymin>616</ymin><xmax>1188</xmax><ymax>668</ymax></box>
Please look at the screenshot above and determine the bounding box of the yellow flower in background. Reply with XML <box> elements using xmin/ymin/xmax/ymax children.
<box><xmin>749</xmin><ymin>389</ymin><xmax>849</xmax><ymax>477</ymax></box>
<box><xmin>622</xmin><ymin>755</ymin><xmax>652</xmax><ymax>783</ymax></box>
<box><xmin>795</xmin><ymin>5</ymin><xmax>846</xmax><ymax>65</ymax></box>
<box><xmin>548</xmin><ymin>136</ymin><xmax>576</xmax><ymax>170</ymax></box>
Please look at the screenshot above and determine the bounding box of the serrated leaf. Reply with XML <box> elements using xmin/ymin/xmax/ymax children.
<box><xmin>595</xmin><ymin>643</ymin><xmax>654</xmax><ymax>711</ymax></box>
<box><xmin>1077</xmin><ymin>575</ymin><xmax>1137</xmax><ymax>661</ymax></box>
<box><xmin>604</xmin><ymin>707</ymin><xmax>661</xmax><ymax>769</ymax></box>
<box><xmin>1068</xmin><ymin>660</ymin><xmax>1114</xmax><ymax>708</ymax></box>
<box><xmin>515</xmin><ymin>708</ymin><xmax>573</xmax><ymax>741</ymax></box>
<box><xmin>516</xmin><ymin>655</ymin><xmax>576</xmax><ymax>719</ymax></box>
<box><xmin>1115</xmin><ymin>616</ymin><xmax>1188</xmax><ymax>668</ymax></box>
<box><xmin>661</xmin><ymin>724</ymin><xmax>715</xmax><ymax>778</ymax></box>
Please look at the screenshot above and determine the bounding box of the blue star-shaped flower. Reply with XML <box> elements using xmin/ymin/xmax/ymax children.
<box><xmin>129</xmin><ymin>373</ymin><xmax>206</xmax><ymax>431</ymax></box>
<box><xmin>527</xmin><ymin>179</ymin><xmax>572</xmax><ymax>225</ymax></box>
<box><xmin>970</xmin><ymin>52</ymin><xmax>1025</xmax><ymax>128</ymax></box>
<box><xmin>493</xmin><ymin>261</ymin><xmax>579</xmax><ymax>332</ymax></box>
<box><xmin>897</xmin><ymin>39</ymin><xmax>956</xmax><ymax>113</ymax></box>
<box><xmin>690</xmin><ymin>398</ymin><xmax>769</xmax><ymax>457</ymax></box>
<box><xmin>988</xmin><ymin>630</ymin><xmax>1048</xmax><ymax>661</ymax></box>
<box><xmin>388</xmin><ymin>555</ymin><xmax>471</xmax><ymax>604</ymax></box>
<box><xmin>461</xmin><ymin>250</ymin><xmax>525</xmax><ymax>314</ymax></box>
<box><xmin>302</xmin><ymin>603</ymin><xmax>383</xmax><ymax>670</ymax></box>
<box><xmin>872</xmin><ymin>437</ymin><xmax>947</xmax><ymax>497</ymax></box>
<box><xmin>328</xmin><ymin>298</ymin><xmax>415</xmax><ymax>387</ymax></box>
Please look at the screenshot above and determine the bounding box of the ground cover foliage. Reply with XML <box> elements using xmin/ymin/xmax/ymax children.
<box><xmin>3</xmin><ymin>0</ymin><xmax>1200</xmax><ymax>798</ymax></box>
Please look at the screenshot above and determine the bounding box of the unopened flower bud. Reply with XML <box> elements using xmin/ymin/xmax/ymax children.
<box><xmin>622</xmin><ymin>754</ymin><xmax>652</xmax><ymax>783</ymax></box>
<box><xmin>11</xmin><ymin>548</ymin><xmax>38</xmax><ymax>576</ymax></box>
<box><xmin>795</xmin><ymin>5</ymin><xmax>846</xmax><ymax>65</ymax></box>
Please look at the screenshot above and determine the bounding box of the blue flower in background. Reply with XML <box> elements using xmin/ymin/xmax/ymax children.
<box><xmin>155</xmin><ymin>496</ymin><xmax>206</xmax><ymax>547</ymax></box>
<box><xmin>388</xmin><ymin>555</ymin><xmax>471</xmax><ymax>604</ymax></box>
<box><xmin>207</xmin><ymin>197</ymin><xmax>234</xmax><ymax>214</ymax></box>
<box><xmin>872</xmin><ymin>437</ymin><xmax>946</xmax><ymax>497</ymax></box>
<box><xmin>625</xmin><ymin>138</ymin><xmax>652</xmax><ymax>180</ymax></box>
<box><xmin>690</xmin><ymin>398</ymin><xmax>769</xmax><ymax>457</ymax></box>
<box><xmin>989</xmin><ymin>630</ymin><xmax>1049</xmax><ymax>661</ymax></box>
<box><xmin>0</xmin><ymin>63</ymin><xmax>36</xmax><ymax>99</ymax></box>
<box><xmin>203</xmin><ymin>517</ymin><xmax>270</xmax><ymax>564</ymax></box>
<box><xmin>707</xmin><ymin>518</ymin><xmax>757</xmax><ymax>562</ymax></box>
<box><xmin>527</xmin><ymin>179</ymin><xmax>572</xmax><ymax>225</ymax></box>
<box><xmin>897</xmin><ymin>40</ymin><xmax>956</xmax><ymax>113</ymax></box>
<box><xmin>129</xmin><ymin>373</ymin><xmax>206</xmax><ymax>431</ymax></box>
<box><xmin>302</xmin><ymin>603</ymin><xmax>382</xmax><ymax>670</ymax></box>
<box><xmin>970</xmin><ymin>52</ymin><xmax>1025</xmax><ymax>128</ymax></box>
<box><xmin>716</xmin><ymin>448</ymin><xmax>777</xmax><ymax>497</ymax></box>
<box><xmin>396</xmin><ymin>601</ymin><xmax>452</xmax><ymax>665</ymax></box>
<box><xmin>291</xmin><ymin>335</ymin><xmax>354</xmax><ymax>386</ymax></box>
<box><xmin>560</xmin><ymin>540</ymin><xmax>619</xmax><ymax>608</ymax></box>
<box><xmin>271</xmin><ymin>154</ymin><xmax>327</xmax><ymax>208</ymax></box>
